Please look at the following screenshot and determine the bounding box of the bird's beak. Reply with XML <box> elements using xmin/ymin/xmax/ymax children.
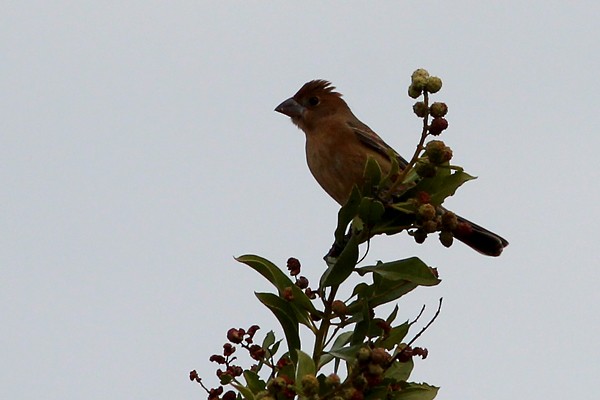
<box><xmin>275</xmin><ymin>98</ymin><xmax>305</xmax><ymax>118</ymax></box>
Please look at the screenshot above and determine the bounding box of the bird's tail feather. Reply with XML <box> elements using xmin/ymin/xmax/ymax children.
<box><xmin>453</xmin><ymin>215</ymin><xmax>509</xmax><ymax>257</ymax></box>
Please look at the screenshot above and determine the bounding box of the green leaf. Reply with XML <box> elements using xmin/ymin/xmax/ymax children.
<box><xmin>325</xmin><ymin>343</ymin><xmax>365</xmax><ymax>363</ymax></box>
<box><xmin>379</xmin><ymin>321</ymin><xmax>410</xmax><ymax>350</ymax></box>
<box><xmin>362</xmin><ymin>157</ymin><xmax>383</xmax><ymax>197</ymax></box>
<box><xmin>231</xmin><ymin>382</ymin><xmax>255</xmax><ymax>400</ymax></box>
<box><xmin>384</xmin><ymin>359</ymin><xmax>414</xmax><ymax>382</ymax></box>
<box><xmin>269</xmin><ymin>340</ymin><xmax>281</xmax><ymax>358</ymax></box>
<box><xmin>320</xmin><ymin>233</ymin><xmax>360</xmax><ymax>287</ymax></box>
<box><xmin>386</xmin><ymin>305</ymin><xmax>399</xmax><ymax>324</ymax></box>
<box><xmin>370</xmin><ymin>275</ymin><xmax>419</xmax><ymax>308</ymax></box>
<box><xmin>295</xmin><ymin>350</ymin><xmax>316</xmax><ymax>383</ymax></box>
<box><xmin>243</xmin><ymin>370</ymin><xmax>266</xmax><ymax>394</ymax></box>
<box><xmin>351</xmin><ymin>300</ymin><xmax>372</xmax><ymax>345</ymax></box>
<box><xmin>409</xmin><ymin>170</ymin><xmax>475</xmax><ymax>206</ymax></box>
<box><xmin>356</xmin><ymin>257</ymin><xmax>440</xmax><ymax>286</ymax></box>
<box><xmin>391</xmin><ymin>382</ymin><xmax>439</xmax><ymax>400</ymax></box>
<box><xmin>236</xmin><ymin>255</ymin><xmax>294</xmax><ymax>292</ymax></box>
<box><xmin>236</xmin><ymin>255</ymin><xmax>320</xmax><ymax>325</ymax></box>
<box><xmin>358</xmin><ymin>197</ymin><xmax>385</xmax><ymax>225</ymax></box>
<box><xmin>364</xmin><ymin>156</ymin><xmax>383</xmax><ymax>184</ymax></box>
<box><xmin>318</xmin><ymin>331</ymin><xmax>354</xmax><ymax>368</ymax></box>
<box><xmin>334</xmin><ymin>186</ymin><xmax>362</xmax><ymax>243</ymax></box>
<box><xmin>255</xmin><ymin>292</ymin><xmax>300</xmax><ymax>362</ymax></box>
<box><xmin>262</xmin><ymin>330</ymin><xmax>276</xmax><ymax>350</ymax></box>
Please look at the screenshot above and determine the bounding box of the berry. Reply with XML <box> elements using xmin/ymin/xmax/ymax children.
<box><xmin>425</xmin><ymin>76</ymin><xmax>443</xmax><ymax>93</ymax></box>
<box><xmin>412</xmin><ymin>101</ymin><xmax>428</xmax><ymax>117</ymax></box>
<box><xmin>439</xmin><ymin>231</ymin><xmax>454</xmax><ymax>248</ymax></box>
<box><xmin>429</xmin><ymin>102</ymin><xmax>448</xmax><ymax>118</ymax></box>
<box><xmin>429</xmin><ymin>117</ymin><xmax>449</xmax><ymax>136</ymax></box>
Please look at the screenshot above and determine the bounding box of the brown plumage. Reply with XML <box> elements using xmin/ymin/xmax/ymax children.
<box><xmin>275</xmin><ymin>80</ymin><xmax>508</xmax><ymax>256</ymax></box>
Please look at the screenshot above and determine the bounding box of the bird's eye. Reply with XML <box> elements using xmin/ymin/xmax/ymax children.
<box><xmin>308</xmin><ymin>96</ymin><xmax>320</xmax><ymax>106</ymax></box>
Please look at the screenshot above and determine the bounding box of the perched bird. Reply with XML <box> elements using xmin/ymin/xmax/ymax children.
<box><xmin>275</xmin><ymin>80</ymin><xmax>508</xmax><ymax>256</ymax></box>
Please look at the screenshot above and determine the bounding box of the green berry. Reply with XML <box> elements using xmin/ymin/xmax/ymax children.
<box><xmin>357</xmin><ymin>347</ymin><xmax>371</xmax><ymax>363</ymax></box>
<box><xmin>415</xmin><ymin>160</ymin><xmax>437</xmax><ymax>178</ymax></box>
<box><xmin>429</xmin><ymin>102</ymin><xmax>448</xmax><ymax>118</ymax></box>
<box><xmin>408</xmin><ymin>84</ymin><xmax>422</xmax><ymax>99</ymax></box>
<box><xmin>425</xmin><ymin>76</ymin><xmax>443</xmax><ymax>93</ymax></box>
<box><xmin>441</xmin><ymin>211</ymin><xmax>458</xmax><ymax>230</ymax></box>
<box><xmin>418</xmin><ymin>204</ymin><xmax>436</xmax><ymax>221</ymax></box>
<box><xmin>300</xmin><ymin>374</ymin><xmax>319</xmax><ymax>396</ymax></box>
<box><xmin>426</xmin><ymin>140</ymin><xmax>452</xmax><ymax>164</ymax></box>
<box><xmin>411</xmin><ymin>68</ymin><xmax>430</xmax><ymax>81</ymax></box>
<box><xmin>422</xmin><ymin>220</ymin><xmax>438</xmax><ymax>234</ymax></box>
<box><xmin>412</xmin><ymin>101</ymin><xmax>428</xmax><ymax>118</ymax></box>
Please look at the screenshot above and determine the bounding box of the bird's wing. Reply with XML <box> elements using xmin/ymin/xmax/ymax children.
<box><xmin>347</xmin><ymin>120</ymin><xmax>409</xmax><ymax>169</ymax></box>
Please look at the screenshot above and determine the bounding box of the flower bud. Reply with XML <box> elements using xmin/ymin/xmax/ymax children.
<box><xmin>226</xmin><ymin>328</ymin><xmax>245</xmax><ymax>344</ymax></box>
<box><xmin>422</xmin><ymin>220</ymin><xmax>438</xmax><ymax>234</ymax></box>
<box><xmin>295</xmin><ymin>276</ymin><xmax>309</xmax><ymax>289</ymax></box>
<box><xmin>415</xmin><ymin>160</ymin><xmax>437</xmax><ymax>178</ymax></box>
<box><xmin>426</xmin><ymin>140</ymin><xmax>452</xmax><ymax>164</ymax></box>
<box><xmin>414</xmin><ymin>229</ymin><xmax>427</xmax><ymax>244</ymax></box>
<box><xmin>425</xmin><ymin>76</ymin><xmax>443</xmax><ymax>93</ymax></box>
<box><xmin>367</xmin><ymin>363</ymin><xmax>384</xmax><ymax>376</ymax></box>
<box><xmin>441</xmin><ymin>211</ymin><xmax>458</xmax><ymax>231</ymax></box>
<box><xmin>331</xmin><ymin>300</ymin><xmax>348</xmax><ymax>316</ymax></box>
<box><xmin>418</xmin><ymin>204</ymin><xmax>436</xmax><ymax>221</ymax></box>
<box><xmin>408</xmin><ymin>84</ymin><xmax>422</xmax><ymax>99</ymax></box>
<box><xmin>412</xmin><ymin>101</ymin><xmax>428</xmax><ymax>117</ymax></box>
<box><xmin>429</xmin><ymin>102</ymin><xmax>448</xmax><ymax>118</ymax></box>
<box><xmin>439</xmin><ymin>231</ymin><xmax>454</xmax><ymax>248</ymax></box>
<box><xmin>325</xmin><ymin>373</ymin><xmax>341</xmax><ymax>387</ymax></box>
<box><xmin>300</xmin><ymin>374</ymin><xmax>319</xmax><ymax>396</ymax></box>
<box><xmin>286</xmin><ymin>257</ymin><xmax>301</xmax><ymax>276</ymax></box>
<box><xmin>282</xmin><ymin>287</ymin><xmax>294</xmax><ymax>301</ymax></box>
<box><xmin>411</xmin><ymin>68</ymin><xmax>430</xmax><ymax>81</ymax></box>
<box><xmin>356</xmin><ymin>347</ymin><xmax>371</xmax><ymax>363</ymax></box>
<box><xmin>370</xmin><ymin>347</ymin><xmax>391</xmax><ymax>365</ymax></box>
<box><xmin>428</xmin><ymin>117</ymin><xmax>449</xmax><ymax>136</ymax></box>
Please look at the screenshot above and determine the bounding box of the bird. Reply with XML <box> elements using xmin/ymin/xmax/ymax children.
<box><xmin>275</xmin><ymin>79</ymin><xmax>508</xmax><ymax>256</ymax></box>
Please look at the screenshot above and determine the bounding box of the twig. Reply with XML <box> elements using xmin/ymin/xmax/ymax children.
<box><xmin>406</xmin><ymin>297</ymin><xmax>443</xmax><ymax>348</ymax></box>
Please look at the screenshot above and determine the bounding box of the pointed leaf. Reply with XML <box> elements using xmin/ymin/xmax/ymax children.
<box><xmin>243</xmin><ymin>370</ymin><xmax>266</xmax><ymax>394</ymax></box>
<box><xmin>409</xmin><ymin>170</ymin><xmax>475</xmax><ymax>206</ymax></box>
<box><xmin>261</xmin><ymin>330</ymin><xmax>276</xmax><ymax>350</ymax></box>
<box><xmin>236</xmin><ymin>255</ymin><xmax>294</xmax><ymax>292</ymax></box>
<box><xmin>356</xmin><ymin>257</ymin><xmax>440</xmax><ymax>286</ymax></box>
<box><xmin>358</xmin><ymin>197</ymin><xmax>385</xmax><ymax>225</ymax></box>
<box><xmin>379</xmin><ymin>321</ymin><xmax>410</xmax><ymax>350</ymax></box>
<box><xmin>236</xmin><ymin>255</ymin><xmax>319</xmax><ymax>321</ymax></box>
<box><xmin>391</xmin><ymin>382</ymin><xmax>439</xmax><ymax>400</ymax></box>
<box><xmin>326</xmin><ymin>343</ymin><xmax>366</xmax><ymax>363</ymax></box>
<box><xmin>384</xmin><ymin>359</ymin><xmax>414</xmax><ymax>382</ymax></box>
<box><xmin>231</xmin><ymin>383</ymin><xmax>255</xmax><ymax>400</ymax></box>
<box><xmin>334</xmin><ymin>186</ymin><xmax>362</xmax><ymax>242</ymax></box>
<box><xmin>318</xmin><ymin>331</ymin><xmax>354</xmax><ymax>368</ymax></box>
<box><xmin>295</xmin><ymin>350</ymin><xmax>316</xmax><ymax>383</ymax></box>
<box><xmin>320</xmin><ymin>233</ymin><xmax>360</xmax><ymax>287</ymax></box>
<box><xmin>255</xmin><ymin>292</ymin><xmax>300</xmax><ymax>362</ymax></box>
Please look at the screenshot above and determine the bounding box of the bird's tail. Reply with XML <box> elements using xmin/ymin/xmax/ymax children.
<box><xmin>453</xmin><ymin>215</ymin><xmax>509</xmax><ymax>257</ymax></box>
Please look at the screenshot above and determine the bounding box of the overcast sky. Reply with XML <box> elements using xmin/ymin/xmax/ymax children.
<box><xmin>2</xmin><ymin>2</ymin><xmax>599</xmax><ymax>399</ymax></box>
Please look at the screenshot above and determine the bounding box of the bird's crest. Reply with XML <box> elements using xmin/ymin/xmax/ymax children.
<box><xmin>294</xmin><ymin>80</ymin><xmax>342</xmax><ymax>99</ymax></box>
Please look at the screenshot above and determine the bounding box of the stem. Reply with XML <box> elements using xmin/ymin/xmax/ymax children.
<box><xmin>406</xmin><ymin>297</ymin><xmax>443</xmax><ymax>348</ymax></box>
<box><xmin>386</xmin><ymin>91</ymin><xmax>431</xmax><ymax>195</ymax></box>
<box><xmin>313</xmin><ymin>285</ymin><xmax>339</xmax><ymax>366</ymax></box>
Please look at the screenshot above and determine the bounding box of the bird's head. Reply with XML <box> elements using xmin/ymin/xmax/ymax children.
<box><xmin>275</xmin><ymin>80</ymin><xmax>350</xmax><ymax>132</ymax></box>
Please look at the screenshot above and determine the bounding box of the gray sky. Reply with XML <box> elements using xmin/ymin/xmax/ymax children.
<box><xmin>3</xmin><ymin>2</ymin><xmax>599</xmax><ymax>399</ymax></box>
